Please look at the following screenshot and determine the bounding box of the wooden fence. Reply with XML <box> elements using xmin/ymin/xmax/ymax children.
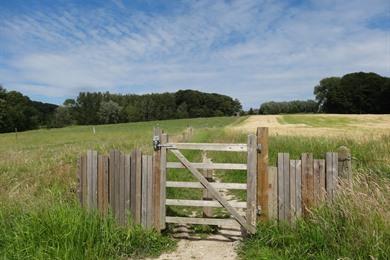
<box><xmin>77</xmin><ymin>127</ymin><xmax>351</xmax><ymax>232</ymax></box>
<box><xmin>266</xmin><ymin>152</ymin><xmax>342</xmax><ymax>223</ymax></box>
<box><xmin>77</xmin><ymin>149</ymin><xmax>159</xmax><ymax>229</ymax></box>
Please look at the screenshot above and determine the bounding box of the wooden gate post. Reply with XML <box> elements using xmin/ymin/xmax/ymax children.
<box><xmin>337</xmin><ymin>146</ymin><xmax>352</xmax><ymax>186</ymax></box>
<box><xmin>153</xmin><ymin>127</ymin><xmax>162</xmax><ymax>231</ymax></box>
<box><xmin>202</xmin><ymin>151</ymin><xmax>214</xmax><ymax>218</ymax></box>
<box><xmin>257</xmin><ymin>127</ymin><xmax>269</xmax><ymax>221</ymax></box>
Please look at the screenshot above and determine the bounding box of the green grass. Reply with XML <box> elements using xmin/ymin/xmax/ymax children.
<box><xmin>277</xmin><ymin>115</ymin><xmax>359</xmax><ymax>127</ymax></box>
<box><xmin>1</xmin><ymin>114</ymin><xmax>389</xmax><ymax>259</ymax></box>
<box><xmin>0</xmin><ymin>116</ymin><xmax>242</xmax><ymax>258</ymax></box>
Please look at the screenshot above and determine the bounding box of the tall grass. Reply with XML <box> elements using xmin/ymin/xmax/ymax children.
<box><xmin>239</xmin><ymin>172</ymin><xmax>390</xmax><ymax>259</ymax></box>
<box><xmin>0</xmin><ymin>200</ymin><xmax>175</xmax><ymax>259</ymax></box>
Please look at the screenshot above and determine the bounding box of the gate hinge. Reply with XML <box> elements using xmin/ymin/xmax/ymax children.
<box><xmin>257</xmin><ymin>144</ymin><xmax>261</xmax><ymax>152</ymax></box>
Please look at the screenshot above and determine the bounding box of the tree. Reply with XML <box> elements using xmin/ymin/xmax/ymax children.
<box><xmin>98</xmin><ymin>100</ymin><xmax>122</xmax><ymax>124</ymax></box>
<box><xmin>49</xmin><ymin>106</ymin><xmax>73</xmax><ymax>128</ymax></box>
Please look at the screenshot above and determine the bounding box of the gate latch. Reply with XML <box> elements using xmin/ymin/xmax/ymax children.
<box><xmin>153</xmin><ymin>135</ymin><xmax>160</xmax><ymax>151</ymax></box>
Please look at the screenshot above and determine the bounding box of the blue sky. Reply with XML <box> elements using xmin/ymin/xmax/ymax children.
<box><xmin>0</xmin><ymin>0</ymin><xmax>389</xmax><ymax>108</ymax></box>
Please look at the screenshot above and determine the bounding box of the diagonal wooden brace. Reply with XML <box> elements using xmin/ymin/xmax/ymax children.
<box><xmin>170</xmin><ymin>149</ymin><xmax>256</xmax><ymax>234</ymax></box>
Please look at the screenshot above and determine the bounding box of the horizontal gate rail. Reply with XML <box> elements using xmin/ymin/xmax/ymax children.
<box><xmin>166</xmin><ymin>199</ymin><xmax>247</xmax><ymax>208</ymax></box>
<box><xmin>167</xmin><ymin>162</ymin><xmax>247</xmax><ymax>170</ymax></box>
<box><xmin>166</xmin><ymin>181</ymin><xmax>247</xmax><ymax>190</ymax></box>
<box><xmin>166</xmin><ymin>216</ymin><xmax>239</xmax><ymax>227</ymax></box>
<box><xmin>164</xmin><ymin>143</ymin><xmax>248</xmax><ymax>152</ymax></box>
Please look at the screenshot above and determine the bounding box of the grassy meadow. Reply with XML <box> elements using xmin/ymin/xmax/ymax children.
<box><xmin>0</xmin><ymin>114</ymin><xmax>389</xmax><ymax>259</ymax></box>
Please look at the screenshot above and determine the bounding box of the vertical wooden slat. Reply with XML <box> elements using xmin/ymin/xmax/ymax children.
<box><xmin>81</xmin><ymin>155</ymin><xmax>88</xmax><ymax>207</ymax></box>
<box><xmin>153</xmin><ymin>127</ymin><xmax>162</xmax><ymax>231</ymax></box>
<box><xmin>147</xmin><ymin>155</ymin><xmax>154</xmax><ymax>228</ymax></box>
<box><xmin>246</xmin><ymin>134</ymin><xmax>257</xmax><ymax>228</ymax></box>
<box><xmin>97</xmin><ymin>155</ymin><xmax>104</xmax><ymax>213</ymax></box>
<box><xmin>313</xmin><ymin>159</ymin><xmax>320</xmax><ymax>205</ymax></box>
<box><xmin>109</xmin><ymin>150</ymin><xmax>116</xmax><ymax>214</ymax></box>
<box><xmin>86</xmin><ymin>150</ymin><xmax>93</xmax><ymax>209</ymax></box>
<box><xmin>267</xmin><ymin>166</ymin><xmax>278</xmax><ymax>220</ymax></box>
<box><xmin>119</xmin><ymin>152</ymin><xmax>126</xmax><ymax>225</ymax></box>
<box><xmin>301</xmin><ymin>153</ymin><xmax>313</xmax><ymax>215</ymax></box>
<box><xmin>77</xmin><ymin>157</ymin><xmax>82</xmax><ymax>204</ymax></box>
<box><xmin>160</xmin><ymin>134</ymin><xmax>168</xmax><ymax>229</ymax></box>
<box><xmin>332</xmin><ymin>153</ymin><xmax>338</xmax><ymax>196</ymax></box>
<box><xmin>130</xmin><ymin>150</ymin><xmax>137</xmax><ymax>220</ymax></box>
<box><xmin>295</xmin><ymin>160</ymin><xmax>302</xmax><ymax>218</ymax></box>
<box><xmin>114</xmin><ymin>150</ymin><xmax>121</xmax><ymax>221</ymax></box>
<box><xmin>282</xmin><ymin>153</ymin><xmax>290</xmax><ymax>221</ymax></box>
<box><xmin>141</xmin><ymin>155</ymin><xmax>148</xmax><ymax>227</ymax></box>
<box><xmin>257</xmin><ymin>127</ymin><xmax>269</xmax><ymax>221</ymax></box>
<box><xmin>277</xmin><ymin>153</ymin><xmax>285</xmax><ymax>221</ymax></box>
<box><xmin>325</xmin><ymin>152</ymin><xmax>334</xmax><ymax>198</ymax></box>
<box><xmin>102</xmin><ymin>156</ymin><xmax>109</xmax><ymax>215</ymax></box>
<box><xmin>91</xmin><ymin>151</ymin><xmax>98</xmax><ymax>209</ymax></box>
<box><xmin>135</xmin><ymin>149</ymin><xmax>142</xmax><ymax>224</ymax></box>
<box><xmin>338</xmin><ymin>146</ymin><xmax>351</xmax><ymax>185</ymax></box>
<box><xmin>318</xmin><ymin>159</ymin><xmax>326</xmax><ymax>201</ymax></box>
<box><xmin>124</xmin><ymin>154</ymin><xmax>131</xmax><ymax>221</ymax></box>
<box><xmin>289</xmin><ymin>160</ymin><xmax>296</xmax><ymax>222</ymax></box>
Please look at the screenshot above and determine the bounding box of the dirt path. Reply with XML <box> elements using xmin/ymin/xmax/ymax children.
<box><xmin>151</xmin><ymin>175</ymin><xmax>244</xmax><ymax>260</ymax></box>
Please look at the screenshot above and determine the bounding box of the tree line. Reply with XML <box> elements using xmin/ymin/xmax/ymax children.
<box><xmin>0</xmin><ymin>88</ymin><xmax>241</xmax><ymax>133</ymax></box>
<box><xmin>256</xmin><ymin>72</ymin><xmax>390</xmax><ymax>114</ymax></box>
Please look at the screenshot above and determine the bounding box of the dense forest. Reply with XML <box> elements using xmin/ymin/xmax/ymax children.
<box><xmin>0</xmin><ymin>88</ymin><xmax>241</xmax><ymax>133</ymax></box>
<box><xmin>257</xmin><ymin>72</ymin><xmax>390</xmax><ymax>114</ymax></box>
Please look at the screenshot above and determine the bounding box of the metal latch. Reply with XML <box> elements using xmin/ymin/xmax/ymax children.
<box><xmin>153</xmin><ymin>135</ymin><xmax>160</xmax><ymax>151</ymax></box>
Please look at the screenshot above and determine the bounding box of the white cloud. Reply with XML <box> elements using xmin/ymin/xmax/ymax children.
<box><xmin>0</xmin><ymin>0</ymin><xmax>389</xmax><ymax>108</ymax></box>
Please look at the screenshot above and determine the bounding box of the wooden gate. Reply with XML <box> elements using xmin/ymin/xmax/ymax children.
<box><xmin>153</xmin><ymin>129</ymin><xmax>258</xmax><ymax>234</ymax></box>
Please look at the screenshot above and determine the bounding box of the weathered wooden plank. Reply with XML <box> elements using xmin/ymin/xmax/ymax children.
<box><xmin>119</xmin><ymin>152</ymin><xmax>126</xmax><ymax>225</ymax></box>
<box><xmin>295</xmin><ymin>160</ymin><xmax>302</xmax><ymax>218</ymax></box>
<box><xmin>164</xmin><ymin>143</ymin><xmax>248</xmax><ymax>152</ymax></box>
<box><xmin>318</xmin><ymin>159</ymin><xmax>326</xmax><ymax>201</ymax></box>
<box><xmin>109</xmin><ymin>150</ymin><xmax>115</xmax><ymax>212</ymax></box>
<box><xmin>146</xmin><ymin>155</ymin><xmax>154</xmax><ymax>228</ymax></box>
<box><xmin>282</xmin><ymin>154</ymin><xmax>290</xmax><ymax>221</ymax></box>
<box><xmin>130</xmin><ymin>150</ymin><xmax>137</xmax><ymax>223</ymax></box>
<box><xmin>257</xmin><ymin>127</ymin><xmax>269</xmax><ymax>221</ymax></box>
<box><xmin>91</xmin><ymin>151</ymin><xmax>98</xmax><ymax>209</ymax></box>
<box><xmin>114</xmin><ymin>150</ymin><xmax>121</xmax><ymax>221</ymax></box>
<box><xmin>135</xmin><ymin>149</ymin><xmax>142</xmax><ymax>225</ymax></box>
<box><xmin>97</xmin><ymin>155</ymin><xmax>104</xmax><ymax>213</ymax></box>
<box><xmin>102</xmin><ymin>156</ymin><xmax>109</xmax><ymax>215</ymax></box>
<box><xmin>170</xmin><ymin>149</ymin><xmax>256</xmax><ymax>234</ymax></box>
<box><xmin>160</xmin><ymin>134</ymin><xmax>168</xmax><ymax>229</ymax></box>
<box><xmin>302</xmin><ymin>153</ymin><xmax>314</xmax><ymax>215</ymax></box>
<box><xmin>167</xmin><ymin>162</ymin><xmax>247</xmax><ymax>170</ymax></box>
<box><xmin>277</xmin><ymin>153</ymin><xmax>285</xmax><ymax>221</ymax></box>
<box><xmin>338</xmin><ymin>146</ymin><xmax>351</xmax><ymax>185</ymax></box>
<box><xmin>289</xmin><ymin>160</ymin><xmax>296</xmax><ymax>222</ymax></box>
<box><xmin>166</xmin><ymin>199</ymin><xmax>247</xmax><ymax>208</ymax></box>
<box><xmin>86</xmin><ymin>150</ymin><xmax>92</xmax><ymax>209</ymax></box>
<box><xmin>313</xmin><ymin>159</ymin><xmax>320</xmax><ymax>205</ymax></box>
<box><xmin>166</xmin><ymin>181</ymin><xmax>247</xmax><ymax>190</ymax></box>
<box><xmin>81</xmin><ymin>155</ymin><xmax>88</xmax><ymax>207</ymax></box>
<box><xmin>247</xmin><ymin>134</ymin><xmax>257</xmax><ymax>228</ymax></box>
<box><xmin>267</xmin><ymin>166</ymin><xmax>278</xmax><ymax>220</ymax></box>
<box><xmin>124</xmin><ymin>154</ymin><xmax>131</xmax><ymax>220</ymax></box>
<box><xmin>326</xmin><ymin>152</ymin><xmax>338</xmax><ymax>199</ymax></box>
<box><xmin>77</xmin><ymin>157</ymin><xmax>82</xmax><ymax>204</ymax></box>
<box><xmin>153</xmin><ymin>127</ymin><xmax>162</xmax><ymax>231</ymax></box>
<box><xmin>166</xmin><ymin>217</ymin><xmax>239</xmax><ymax>227</ymax></box>
<box><xmin>141</xmin><ymin>155</ymin><xmax>148</xmax><ymax>228</ymax></box>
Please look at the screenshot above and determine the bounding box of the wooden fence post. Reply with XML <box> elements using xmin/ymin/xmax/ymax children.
<box><xmin>257</xmin><ymin>127</ymin><xmax>269</xmax><ymax>221</ymax></box>
<box><xmin>267</xmin><ymin>166</ymin><xmax>278</xmax><ymax>220</ymax></box>
<box><xmin>247</xmin><ymin>134</ymin><xmax>257</xmax><ymax>228</ymax></box>
<box><xmin>337</xmin><ymin>146</ymin><xmax>352</xmax><ymax>185</ymax></box>
<box><xmin>301</xmin><ymin>153</ymin><xmax>313</xmax><ymax>215</ymax></box>
<box><xmin>277</xmin><ymin>153</ymin><xmax>289</xmax><ymax>221</ymax></box>
<box><xmin>153</xmin><ymin>127</ymin><xmax>162</xmax><ymax>231</ymax></box>
<box><xmin>160</xmin><ymin>134</ymin><xmax>168</xmax><ymax>229</ymax></box>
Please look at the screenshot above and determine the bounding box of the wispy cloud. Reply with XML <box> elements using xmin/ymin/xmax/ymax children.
<box><xmin>0</xmin><ymin>0</ymin><xmax>389</xmax><ymax>107</ymax></box>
